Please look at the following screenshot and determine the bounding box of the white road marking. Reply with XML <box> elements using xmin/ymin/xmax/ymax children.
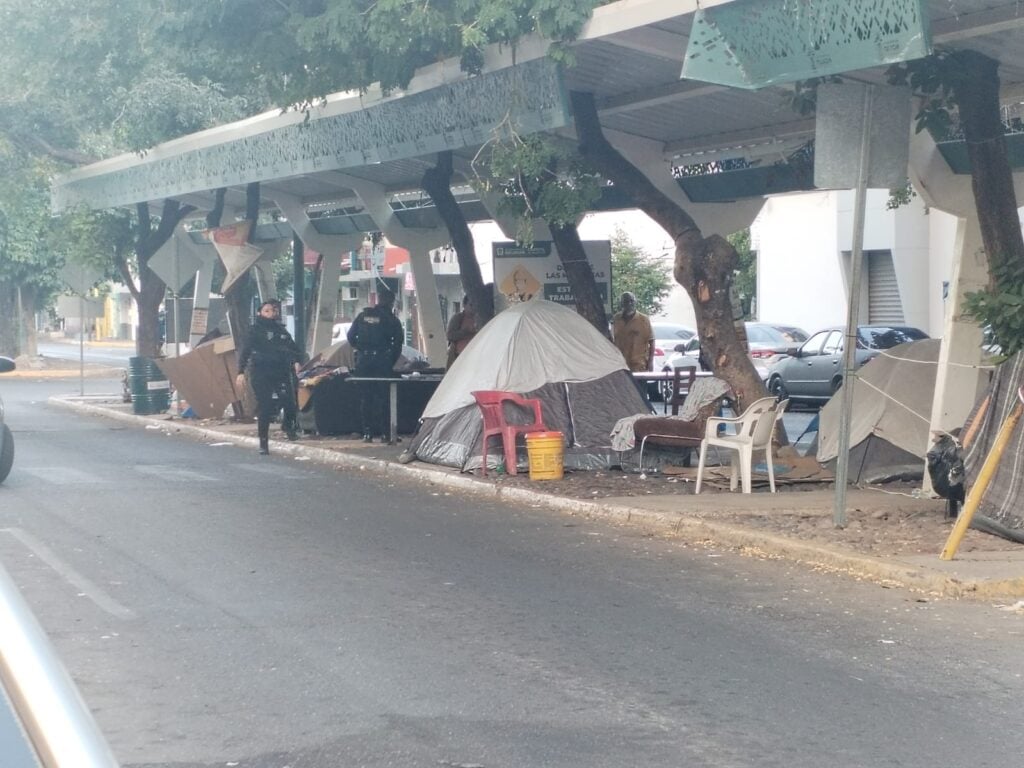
<box><xmin>2</xmin><ymin>528</ymin><xmax>135</xmax><ymax>620</ymax></box>
<box><xmin>16</xmin><ymin>467</ymin><xmax>103</xmax><ymax>485</ymax></box>
<box><xmin>132</xmin><ymin>465</ymin><xmax>221</xmax><ymax>482</ymax></box>
<box><xmin>233</xmin><ymin>463</ymin><xmax>310</xmax><ymax>479</ymax></box>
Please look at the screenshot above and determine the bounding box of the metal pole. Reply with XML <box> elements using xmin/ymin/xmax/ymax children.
<box><xmin>833</xmin><ymin>84</ymin><xmax>875</xmax><ymax>528</ymax></box>
<box><xmin>292</xmin><ymin>234</ymin><xmax>306</xmax><ymax>355</ymax></box>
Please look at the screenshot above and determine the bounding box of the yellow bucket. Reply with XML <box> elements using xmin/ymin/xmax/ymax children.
<box><xmin>526</xmin><ymin>431</ymin><xmax>565</xmax><ymax>480</ymax></box>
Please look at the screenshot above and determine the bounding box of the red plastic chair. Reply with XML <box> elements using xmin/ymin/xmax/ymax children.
<box><xmin>471</xmin><ymin>390</ymin><xmax>548</xmax><ymax>475</ymax></box>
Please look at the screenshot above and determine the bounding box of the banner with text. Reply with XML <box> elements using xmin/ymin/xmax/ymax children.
<box><xmin>492</xmin><ymin>241</ymin><xmax>611</xmax><ymax>314</ymax></box>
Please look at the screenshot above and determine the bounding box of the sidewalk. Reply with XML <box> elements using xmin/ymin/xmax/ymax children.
<box><xmin>44</xmin><ymin>390</ymin><xmax>1024</xmax><ymax>602</ymax></box>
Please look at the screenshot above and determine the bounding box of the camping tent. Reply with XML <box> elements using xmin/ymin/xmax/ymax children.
<box><xmin>410</xmin><ymin>300</ymin><xmax>648</xmax><ymax>471</ymax></box>
<box><xmin>961</xmin><ymin>351</ymin><xmax>1024</xmax><ymax>543</ymax></box>
<box><xmin>816</xmin><ymin>339</ymin><xmax>990</xmax><ymax>483</ymax></box>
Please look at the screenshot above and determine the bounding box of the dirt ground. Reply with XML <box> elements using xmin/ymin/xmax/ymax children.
<box><xmin>479</xmin><ymin>451</ymin><xmax>1015</xmax><ymax>559</ymax></box>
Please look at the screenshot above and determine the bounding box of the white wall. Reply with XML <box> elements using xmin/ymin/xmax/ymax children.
<box><xmin>470</xmin><ymin>210</ymin><xmax>699</xmax><ymax>327</ymax></box>
<box><xmin>755</xmin><ymin>189</ymin><xmax>963</xmax><ymax>338</ymax></box>
<box><xmin>754</xmin><ymin>192</ymin><xmax>845</xmax><ymax>334</ymax></box>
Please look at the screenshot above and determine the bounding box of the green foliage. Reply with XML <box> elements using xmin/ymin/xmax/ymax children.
<box><xmin>0</xmin><ymin>139</ymin><xmax>64</xmax><ymax>305</ymax></box>
<box><xmin>609</xmin><ymin>227</ymin><xmax>670</xmax><ymax>316</ymax></box>
<box><xmin>481</xmin><ymin>132</ymin><xmax>601</xmax><ymax>244</ymax></box>
<box><xmin>727</xmin><ymin>228</ymin><xmax>756</xmax><ymax>319</ymax></box>
<box><xmin>886</xmin><ymin>53</ymin><xmax>961</xmax><ymax>137</ymax></box>
<box><xmin>885</xmin><ymin>179</ymin><xmax>919</xmax><ymax>211</ymax></box>
<box><xmin>172</xmin><ymin>0</ymin><xmax>603</xmax><ymax>107</ymax></box>
<box><xmin>964</xmin><ymin>259</ymin><xmax>1024</xmax><ymax>357</ymax></box>
<box><xmin>108</xmin><ymin>74</ymin><xmax>252</xmax><ymax>154</ymax></box>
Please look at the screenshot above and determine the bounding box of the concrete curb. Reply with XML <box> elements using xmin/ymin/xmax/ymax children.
<box><xmin>6</xmin><ymin>368</ymin><xmax>124</xmax><ymax>380</ymax></box>
<box><xmin>48</xmin><ymin>395</ymin><xmax>1024</xmax><ymax>600</ymax></box>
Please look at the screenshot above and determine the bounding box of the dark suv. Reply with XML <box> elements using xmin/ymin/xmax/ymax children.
<box><xmin>0</xmin><ymin>355</ymin><xmax>14</xmax><ymax>483</ymax></box>
<box><xmin>767</xmin><ymin>325</ymin><xmax>928</xmax><ymax>405</ymax></box>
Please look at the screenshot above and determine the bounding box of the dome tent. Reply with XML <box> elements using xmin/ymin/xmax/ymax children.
<box><xmin>410</xmin><ymin>300</ymin><xmax>648</xmax><ymax>472</ymax></box>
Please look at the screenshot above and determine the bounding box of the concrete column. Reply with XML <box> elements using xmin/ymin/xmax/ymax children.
<box><xmin>923</xmin><ymin>217</ymin><xmax>989</xmax><ymax>491</ymax></box>
<box><xmin>335</xmin><ymin>174</ymin><xmax>451</xmax><ymax>366</ymax></box>
<box><xmin>908</xmin><ymin>127</ymin><xmax>992</xmax><ymax>493</ymax></box>
<box><xmin>272</xmin><ymin>193</ymin><xmax>366</xmax><ymax>358</ymax></box>
<box><xmin>595</xmin><ymin>129</ymin><xmax>764</xmax><ymax>235</ymax></box>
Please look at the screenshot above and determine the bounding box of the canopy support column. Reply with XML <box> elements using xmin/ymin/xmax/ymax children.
<box><xmin>273</xmin><ymin>193</ymin><xmax>366</xmax><ymax>358</ymax></box>
<box><xmin>338</xmin><ymin>175</ymin><xmax>450</xmax><ymax>366</ymax></box>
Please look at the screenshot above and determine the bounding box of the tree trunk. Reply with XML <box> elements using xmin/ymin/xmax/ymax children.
<box><xmin>952</xmin><ymin>51</ymin><xmax>1024</xmax><ymax>286</ymax></box>
<box><xmin>20</xmin><ymin>286</ymin><xmax>38</xmax><ymax>357</ymax></box>
<box><xmin>133</xmin><ymin>199</ymin><xmax>195</xmax><ymax>358</ymax></box>
<box><xmin>0</xmin><ymin>282</ymin><xmax>16</xmax><ymax>357</ymax></box>
<box><xmin>421</xmin><ymin>152</ymin><xmax>494</xmax><ymax>322</ymax></box>
<box><xmin>548</xmin><ymin>221</ymin><xmax>609</xmax><ymax>335</ymax></box>
<box><xmin>570</xmin><ymin>91</ymin><xmax>766</xmax><ymax>411</ymax></box>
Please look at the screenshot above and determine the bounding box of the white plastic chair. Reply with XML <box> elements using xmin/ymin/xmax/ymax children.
<box><xmin>695</xmin><ymin>397</ymin><xmax>787</xmax><ymax>494</ymax></box>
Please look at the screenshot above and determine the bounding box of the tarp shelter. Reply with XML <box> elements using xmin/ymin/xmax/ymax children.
<box><xmin>816</xmin><ymin>340</ymin><xmax>990</xmax><ymax>483</ymax></box>
<box><xmin>962</xmin><ymin>351</ymin><xmax>1024</xmax><ymax>543</ymax></box>
<box><xmin>410</xmin><ymin>300</ymin><xmax>648</xmax><ymax>472</ymax></box>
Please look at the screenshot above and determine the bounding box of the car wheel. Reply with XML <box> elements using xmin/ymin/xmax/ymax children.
<box><xmin>830</xmin><ymin>376</ymin><xmax>843</xmax><ymax>394</ymax></box>
<box><xmin>768</xmin><ymin>375</ymin><xmax>788</xmax><ymax>402</ymax></box>
<box><xmin>0</xmin><ymin>424</ymin><xmax>13</xmax><ymax>484</ymax></box>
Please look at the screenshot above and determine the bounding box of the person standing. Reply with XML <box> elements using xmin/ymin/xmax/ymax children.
<box><xmin>235</xmin><ymin>299</ymin><xmax>304</xmax><ymax>455</ymax></box>
<box><xmin>347</xmin><ymin>288</ymin><xmax>404</xmax><ymax>442</ymax></box>
<box><xmin>611</xmin><ymin>291</ymin><xmax>654</xmax><ymax>372</ymax></box>
<box><xmin>445</xmin><ymin>295</ymin><xmax>478</xmax><ymax>368</ymax></box>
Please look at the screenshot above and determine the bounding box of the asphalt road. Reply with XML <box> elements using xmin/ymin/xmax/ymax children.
<box><xmin>1</xmin><ymin>377</ymin><xmax>1022</xmax><ymax>767</ymax></box>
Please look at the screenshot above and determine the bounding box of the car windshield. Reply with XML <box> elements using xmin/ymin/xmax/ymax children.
<box><xmin>857</xmin><ymin>326</ymin><xmax>927</xmax><ymax>349</ymax></box>
<box><xmin>745</xmin><ymin>325</ymin><xmax>786</xmax><ymax>344</ymax></box>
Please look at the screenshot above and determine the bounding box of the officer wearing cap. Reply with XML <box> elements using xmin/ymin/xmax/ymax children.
<box><xmin>236</xmin><ymin>298</ymin><xmax>304</xmax><ymax>454</ymax></box>
<box><xmin>347</xmin><ymin>288</ymin><xmax>404</xmax><ymax>442</ymax></box>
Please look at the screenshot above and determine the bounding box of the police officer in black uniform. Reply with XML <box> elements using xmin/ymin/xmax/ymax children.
<box><xmin>236</xmin><ymin>298</ymin><xmax>304</xmax><ymax>455</ymax></box>
<box><xmin>347</xmin><ymin>288</ymin><xmax>404</xmax><ymax>442</ymax></box>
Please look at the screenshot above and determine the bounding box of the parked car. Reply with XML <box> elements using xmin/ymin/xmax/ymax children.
<box><xmin>767</xmin><ymin>325</ymin><xmax>928</xmax><ymax>405</ymax></box>
<box><xmin>650</xmin><ymin>322</ymin><xmax>697</xmax><ymax>371</ymax></box>
<box><xmin>660</xmin><ymin>336</ymin><xmax>772</xmax><ymax>392</ymax></box>
<box><xmin>745</xmin><ymin>322</ymin><xmax>809</xmax><ymax>363</ymax></box>
<box><xmin>0</xmin><ymin>355</ymin><xmax>14</xmax><ymax>483</ymax></box>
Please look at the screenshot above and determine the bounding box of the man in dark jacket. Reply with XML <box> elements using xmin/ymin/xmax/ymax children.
<box><xmin>347</xmin><ymin>288</ymin><xmax>404</xmax><ymax>442</ymax></box>
<box><xmin>235</xmin><ymin>299</ymin><xmax>304</xmax><ymax>454</ymax></box>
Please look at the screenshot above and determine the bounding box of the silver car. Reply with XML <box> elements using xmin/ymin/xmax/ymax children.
<box><xmin>0</xmin><ymin>355</ymin><xmax>14</xmax><ymax>483</ymax></box>
<box><xmin>767</xmin><ymin>325</ymin><xmax>928</xmax><ymax>405</ymax></box>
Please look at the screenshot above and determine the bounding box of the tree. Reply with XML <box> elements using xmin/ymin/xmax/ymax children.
<box><xmin>161</xmin><ymin>1</ymin><xmax>607</xmax><ymax>330</ymax></box>
<box><xmin>571</xmin><ymin>92</ymin><xmax>765</xmax><ymax>410</ymax></box>
<box><xmin>888</xmin><ymin>50</ymin><xmax>1024</xmax><ymax>355</ymax></box>
<box><xmin>481</xmin><ymin>132</ymin><xmax>607</xmax><ymax>331</ymax></box>
<box><xmin>609</xmin><ymin>227</ymin><xmax>671</xmax><ymax>315</ymax></box>
<box><xmin>0</xmin><ymin>0</ymin><xmax>258</xmax><ymax>356</ymax></box>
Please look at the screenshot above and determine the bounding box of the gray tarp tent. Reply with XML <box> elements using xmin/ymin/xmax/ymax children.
<box><xmin>410</xmin><ymin>300</ymin><xmax>648</xmax><ymax>472</ymax></box>
<box><xmin>816</xmin><ymin>339</ymin><xmax>990</xmax><ymax>483</ymax></box>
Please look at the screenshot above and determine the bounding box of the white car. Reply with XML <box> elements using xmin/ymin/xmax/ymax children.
<box><xmin>663</xmin><ymin>336</ymin><xmax>770</xmax><ymax>382</ymax></box>
<box><xmin>0</xmin><ymin>355</ymin><xmax>15</xmax><ymax>483</ymax></box>
<box><xmin>650</xmin><ymin>322</ymin><xmax>697</xmax><ymax>371</ymax></box>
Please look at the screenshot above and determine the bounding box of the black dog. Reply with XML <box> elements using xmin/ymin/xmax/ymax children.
<box><xmin>926</xmin><ymin>432</ymin><xmax>966</xmax><ymax>519</ymax></box>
